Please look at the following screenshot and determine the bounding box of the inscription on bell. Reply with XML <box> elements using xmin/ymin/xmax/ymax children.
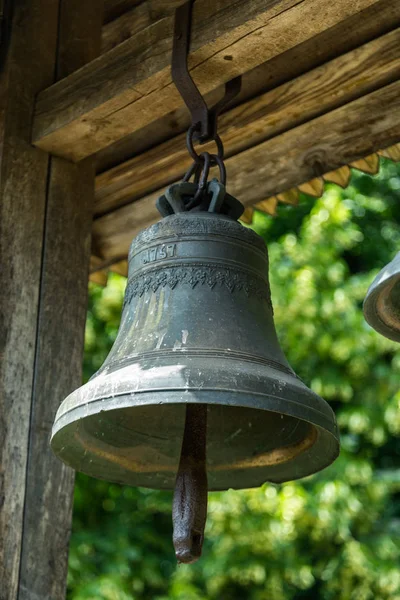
<box><xmin>143</xmin><ymin>244</ymin><xmax>176</xmax><ymax>264</ymax></box>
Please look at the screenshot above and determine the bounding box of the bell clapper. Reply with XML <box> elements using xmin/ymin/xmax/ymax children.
<box><xmin>172</xmin><ymin>404</ymin><xmax>208</xmax><ymax>564</ymax></box>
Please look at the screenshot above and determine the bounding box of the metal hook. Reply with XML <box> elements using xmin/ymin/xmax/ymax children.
<box><xmin>172</xmin><ymin>0</ymin><xmax>241</xmax><ymax>143</ymax></box>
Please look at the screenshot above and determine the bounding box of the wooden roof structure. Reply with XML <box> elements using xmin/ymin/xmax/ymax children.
<box><xmin>1</xmin><ymin>1</ymin><xmax>400</xmax><ymax>598</ymax></box>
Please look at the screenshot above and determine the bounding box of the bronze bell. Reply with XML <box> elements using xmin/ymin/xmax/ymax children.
<box><xmin>363</xmin><ymin>252</ymin><xmax>400</xmax><ymax>342</ymax></box>
<box><xmin>52</xmin><ymin>182</ymin><xmax>339</xmax><ymax>492</ymax></box>
<box><xmin>52</xmin><ymin>180</ymin><xmax>339</xmax><ymax>563</ymax></box>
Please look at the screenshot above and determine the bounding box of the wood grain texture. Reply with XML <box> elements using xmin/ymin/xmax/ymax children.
<box><xmin>102</xmin><ymin>2</ymin><xmax>150</xmax><ymax>53</ymax></box>
<box><xmin>16</xmin><ymin>3</ymin><xmax>101</xmax><ymax>599</ymax></box>
<box><xmin>92</xmin><ymin>80</ymin><xmax>400</xmax><ymax>264</ymax></box>
<box><xmin>94</xmin><ymin>27</ymin><xmax>400</xmax><ymax>216</ymax></box>
<box><xmin>103</xmin><ymin>0</ymin><xmax>144</xmax><ymax>24</ymax></box>
<box><xmin>226</xmin><ymin>81</ymin><xmax>400</xmax><ymax>204</ymax></box>
<box><xmin>0</xmin><ymin>2</ymin><xmax>60</xmax><ymax>598</ymax></box>
<box><xmin>102</xmin><ymin>0</ymin><xmax>186</xmax><ymax>53</ymax></box>
<box><xmin>95</xmin><ymin>0</ymin><xmax>400</xmax><ymax>174</ymax></box>
<box><xmin>32</xmin><ymin>0</ymin><xmax>385</xmax><ymax>161</ymax></box>
<box><xmin>18</xmin><ymin>163</ymin><xmax>95</xmax><ymax>600</ymax></box>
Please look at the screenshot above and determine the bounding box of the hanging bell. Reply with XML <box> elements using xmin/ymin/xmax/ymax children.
<box><xmin>51</xmin><ymin>181</ymin><xmax>339</xmax><ymax>492</ymax></box>
<box><xmin>363</xmin><ymin>252</ymin><xmax>400</xmax><ymax>342</ymax></box>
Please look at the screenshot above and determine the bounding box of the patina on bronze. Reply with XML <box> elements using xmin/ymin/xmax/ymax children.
<box><xmin>51</xmin><ymin>180</ymin><xmax>339</xmax><ymax>562</ymax></box>
<box><xmin>363</xmin><ymin>252</ymin><xmax>400</xmax><ymax>342</ymax></box>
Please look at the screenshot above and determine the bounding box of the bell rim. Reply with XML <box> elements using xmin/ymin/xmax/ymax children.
<box><xmin>363</xmin><ymin>257</ymin><xmax>400</xmax><ymax>342</ymax></box>
<box><xmin>53</xmin><ymin>384</ymin><xmax>338</xmax><ymax>439</ymax></box>
<box><xmin>53</xmin><ymin>352</ymin><xmax>337</xmax><ymax>423</ymax></box>
<box><xmin>51</xmin><ymin>387</ymin><xmax>339</xmax><ymax>491</ymax></box>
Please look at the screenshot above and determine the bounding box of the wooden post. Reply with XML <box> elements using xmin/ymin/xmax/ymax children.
<box><xmin>0</xmin><ymin>2</ymin><xmax>101</xmax><ymax>599</ymax></box>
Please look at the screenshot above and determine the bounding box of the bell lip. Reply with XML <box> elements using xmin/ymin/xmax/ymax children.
<box><xmin>363</xmin><ymin>252</ymin><xmax>400</xmax><ymax>342</ymax></box>
<box><xmin>51</xmin><ymin>387</ymin><xmax>339</xmax><ymax>491</ymax></box>
<box><xmin>52</xmin><ymin>385</ymin><xmax>338</xmax><ymax>441</ymax></box>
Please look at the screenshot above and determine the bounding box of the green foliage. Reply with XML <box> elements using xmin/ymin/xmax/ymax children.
<box><xmin>69</xmin><ymin>160</ymin><xmax>400</xmax><ymax>600</ymax></box>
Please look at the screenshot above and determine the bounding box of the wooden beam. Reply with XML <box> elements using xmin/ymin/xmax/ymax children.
<box><xmin>0</xmin><ymin>2</ymin><xmax>60</xmax><ymax>597</ymax></box>
<box><xmin>102</xmin><ymin>1</ymin><xmax>150</xmax><ymax>52</ymax></box>
<box><xmin>19</xmin><ymin>2</ymin><xmax>101</xmax><ymax>597</ymax></box>
<box><xmin>227</xmin><ymin>81</ymin><xmax>400</xmax><ymax>203</ymax></box>
<box><xmin>91</xmin><ymin>79</ymin><xmax>400</xmax><ymax>264</ymax></box>
<box><xmin>103</xmin><ymin>0</ymin><xmax>143</xmax><ymax>24</ymax></box>
<box><xmin>95</xmin><ymin>0</ymin><xmax>400</xmax><ymax>174</ymax></box>
<box><xmin>0</xmin><ymin>1</ymin><xmax>101</xmax><ymax>599</ymax></box>
<box><xmin>32</xmin><ymin>0</ymin><xmax>390</xmax><ymax>161</ymax></box>
<box><xmin>95</xmin><ymin>28</ymin><xmax>400</xmax><ymax>216</ymax></box>
<box><xmin>102</xmin><ymin>1</ymin><xmax>186</xmax><ymax>53</ymax></box>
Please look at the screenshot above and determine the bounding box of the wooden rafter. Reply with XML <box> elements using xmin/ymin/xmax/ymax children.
<box><xmin>90</xmin><ymin>80</ymin><xmax>400</xmax><ymax>267</ymax></box>
<box><xmin>96</xmin><ymin>0</ymin><xmax>400</xmax><ymax>173</ymax></box>
<box><xmin>102</xmin><ymin>1</ymin><xmax>186</xmax><ymax>53</ymax></box>
<box><xmin>0</xmin><ymin>0</ymin><xmax>101</xmax><ymax>597</ymax></box>
<box><xmin>103</xmin><ymin>0</ymin><xmax>143</xmax><ymax>24</ymax></box>
<box><xmin>94</xmin><ymin>28</ymin><xmax>400</xmax><ymax>217</ymax></box>
<box><xmin>32</xmin><ymin>0</ymin><xmax>398</xmax><ymax>161</ymax></box>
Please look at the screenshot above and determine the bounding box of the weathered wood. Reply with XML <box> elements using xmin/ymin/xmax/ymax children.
<box><xmin>92</xmin><ymin>190</ymin><xmax>160</xmax><ymax>264</ymax></box>
<box><xmin>92</xmin><ymin>80</ymin><xmax>400</xmax><ymax>265</ymax></box>
<box><xmin>95</xmin><ymin>27</ymin><xmax>400</xmax><ymax>216</ymax></box>
<box><xmin>102</xmin><ymin>2</ymin><xmax>150</xmax><ymax>52</ymax></box>
<box><xmin>32</xmin><ymin>0</ymin><xmax>389</xmax><ymax>161</ymax></box>
<box><xmin>227</xmin><ymin>81</ymin><xmax>400</xmax><ymax>204</ymax></box>
<box><xmin>0</xmin><ymin>2</ymin><xmax>60</xmax><ymax>597</ymax></box>
<box><xmin>102</xmin><ymin>0</ymin><xmax>186</xmax><ymax>53</ymax></box>
<box><xmin>103</xmin><ymin>0</ymin><xmax>143</xmax><ymax>24</ymax></box>
<box><xmin>17</xmin><ymin>2</ymin><xmax>101</xmax><ymax>596</ymax></box>
<box><xmin>95</xmin><ymin>0</ymin><xmax>400</xmax><ymax>174</ymax></box>
<box><xmin>18</xmin><ymin>163</ymin><xmax>96</xmax><ymax>600</ymax></box>
<box><xmin>0</xmin><ymin>2</ymin><xmax>100</xmax><ymax>599</ymax></box>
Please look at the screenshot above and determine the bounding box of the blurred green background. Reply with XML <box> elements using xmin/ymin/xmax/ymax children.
<box><xmin>68</xmin><ymin>160</ymin><xmax>400</xmax><ymax>600</ymax></box>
